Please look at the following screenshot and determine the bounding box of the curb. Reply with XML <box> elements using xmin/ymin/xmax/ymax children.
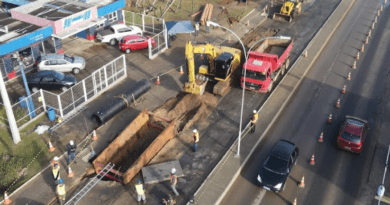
<box><xmin>189</xmin><ymin>0</ymin><xmax>358</xmax><ymax>204</ymax></box>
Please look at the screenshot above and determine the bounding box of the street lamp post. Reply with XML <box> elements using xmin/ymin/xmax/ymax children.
<box><xmin>208</xmin><ymin>21</ymin><xmax>247</xmax><ymax>157</ymax></box>
<box><xmin>207</xmin><ymin>21</ymin><xmax>290</xmax><ymax>157</ymax></box>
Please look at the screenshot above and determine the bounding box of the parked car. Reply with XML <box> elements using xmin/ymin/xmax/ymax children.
<box><xmin>27</xmin><ymin>70</ymin><xmax>76</xmax><ymax>92</ymax></box>
<box><xmin>337</xmin><ymin>116</ymin><xmax>368</xmax><ymax>153</ymax></box>
<box><xmin>96</xmin><ymin>24</ymin><xmax>143</xmax><ymax>46</ymax></box>
<box><xmin>37</xmin><ymin>53</ymin><xmax>86</xmax><ymax>74</ymax></box>
<box><xmin>118</xmin><ymin>34</ymin><xmax>156</xmax><ymax>53</ymax></box>
<box><xmin>257</xmin><ymin>140</ymin><xmax>299</xmax><ymax>193</ymax></box>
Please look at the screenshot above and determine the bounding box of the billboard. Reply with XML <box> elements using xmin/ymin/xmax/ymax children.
<box><xmin>0</xmin><ymin>26</ymin><xmax>53</xmax><ymax>57</ymax></box>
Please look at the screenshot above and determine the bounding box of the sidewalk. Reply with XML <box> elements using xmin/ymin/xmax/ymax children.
<box><xmin>0</xmin><ymin>6</ymin><xmax>267</xmax><ymax>205</ymax></box>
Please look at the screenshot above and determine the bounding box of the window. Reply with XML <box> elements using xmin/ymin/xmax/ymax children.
<box><xmin>57</xmin><ymin>60</ymin><xmax>68</xmax><ymax>65</ymax></box>
<box><xmin>50</xmin><ymin>60</ymin><xmax>57</xmax><ymax>65</ymax></box>
<box><xmin>44</xmin><ymin>61</ymin><xmax>50</xmax><ymax>65</ymax></box>
<box><xmin>42</xmin><ymin>77</ymin><xmax>54</xmax><ymax>82</ymax></box>
<box><xmin>108</xmin><ymin>11</ymin><xmax>118</xmax><ymax>23</ymax></box>
<box><xmin>96</xmin><ymin>23</ymin><xmax>105</xmax><ymax>29</ymax></box>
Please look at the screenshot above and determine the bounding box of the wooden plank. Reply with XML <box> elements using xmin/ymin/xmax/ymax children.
<box><xmin>207</xmin><ymin>4</ymin><xmax>213</xmax><ymax>21</ymax></box>
<box><xmin>190</xmin><ymin>10</ymin><xmax>202</xmax><ymax>17</ymax></box>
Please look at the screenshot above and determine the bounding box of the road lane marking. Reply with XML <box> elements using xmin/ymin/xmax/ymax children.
<box><xmin>251</xmin><ymin>189</ymin><xmax>266</xmax><ymax>205</ymax></box>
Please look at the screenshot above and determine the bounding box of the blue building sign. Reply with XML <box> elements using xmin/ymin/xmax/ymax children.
<box><xmin>63</xmin><ymin>10</ymin><xmax>92</xmax><ymax>29</ymax></box>
<box><xmin>97</xmin><ymin>0</ymin><xmax>125</xmax><ymax>17</ymax></box>
<box><xmin>0</xmin><ymin>26</ymin><xmax>53</xmax><ymax>57</ymax></box>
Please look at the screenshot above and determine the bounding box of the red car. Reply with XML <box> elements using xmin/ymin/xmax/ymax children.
<box><xmin>118</xmin><ymin>34</ymin><xmax>156</xmax><ymax>53</ymax></box>
<box><xmin>337</xmin><ymin>116</ymin><xmax>368</xmax><ymax>153</ymax></box>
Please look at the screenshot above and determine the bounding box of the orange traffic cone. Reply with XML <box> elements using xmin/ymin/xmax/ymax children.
<box><xmin>292</xmin><ymin>197</ymin><xmax>297</xmax><ymax>205</ymax></box>
<box><xmin>365</xmin><ymin>37</ymin><xmax>368</xmax><ymax>44</ymax></box>
<box><xmin>303</xmin><ymin>50</ymin><xmax>308</xmax><ymax>58</ymax></box>
<box><xmin>347</xmin><ymin>72</ymin><xmax>351</xmax><ymax>81</ymax></box>
<box><xmin>335</xmin><ymin>98</ymin><xmax>341</xmax><ymax>108</ymax></box>
<box><xmin>3</xmin><ymin>191</ymin><xmax>12</xmax><ymax>205</ymax></box>
<box><xmin>246</xmin><ymin>20</ymin><xmax>250</xmax><ymax>26</ymax></box>
<box><xmin>298</xmin><ymin>176</ymin><xmax>305</xmax><ymax>188</ymax></box>
<box><xmin>228</xmin><ymin>36</ymin><xmax>231</xmax><ymax>43</ymax></box>
<box><xmin>381</xmin><ymin>5</ymin><xmax>383</xmax><ymax>11</ymax></box>
<box><xmin>341</xmin><ymin>85</ymin><xmax>346</xmax><ymax>94</ymax></box>
<box><xmin>372</xmin><ymin>22</ymin><xmax>375</xmax><ymax>29</ymax></box>
<box><xmin>356</xmin><ymin>52</ymin><xmax>360</xmax><ymax>60</ymax></box>
<box><xmin>179</xmin><ymin>66</ymin><xmax>184</xmax><ymax>74</ymax></box>
<box><xmin>377</xmin><ymin>10</ymin><xmax>380</xmax><ymax>16</ymax></box>
<box><xmin>48</xmin><ymin>141</ymin><xmax>56</xmax><ymax>152</ymax></box>
<box><xmin>156</xmin><ymin>76</ymin><xmax>161</xmax><ymax>85</ymax></box>
<box><xmin>352</xmin><ymin>60</ymin><xmax>356</xmax><ymax>69</ymax></box>
<box><xmin>327</xmin><ymin>113</ymin><xmax>333</xmax><ymax>123</ymax></box>
<box><xmin>361</xmin><ymin>44</ymin><xmax>364</xmax><ymax>52</ymax></box>
<box><xmin>368</xmin><ymin>29</ymin><xmax>372</xmax><ymax>37</ymax></box>
<box><xmin>68</xmin><ymin>166</ymin><xmax>74</xmax><ymax>178</ymax></box>
<box><xmin>318</xmin><ymin>132</ymin><xmax>324</xmax><ymax>142</ymax></box>
<box><xmin>309</xmin><ymin>154</ymin><xmax>315</xmax><ymax>165</ymax></box>
<box><xmin>92</xmin><ymin>130</ymin><xmax>98</xmax><ymax>141</ymax></box>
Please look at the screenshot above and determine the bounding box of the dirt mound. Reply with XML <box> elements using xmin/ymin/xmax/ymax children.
<box><xmin>152</xmin><ymin>92</ymin><xmax>219</xmax><ymax>133</ymax></box>
<box><xmin>240</xmin><ymin>27</ymin><xmax>280</xmax><ymax>50</ymax></box>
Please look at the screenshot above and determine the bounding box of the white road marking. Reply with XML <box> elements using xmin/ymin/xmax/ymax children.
<box><xmin>251</xmin><ymin>189</ymin><xmax>266</xmax><ymax>205</ymax></box>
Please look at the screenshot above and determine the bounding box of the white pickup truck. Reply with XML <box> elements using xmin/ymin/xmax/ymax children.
<box><xmin>96</xmin><ymin>24</ymin><xmax>143</xmax><ymax>46</ymax></box>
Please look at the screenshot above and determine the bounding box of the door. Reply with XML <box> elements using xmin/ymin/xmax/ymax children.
<box><xmin>56</xmin><ymin>59</ymin><xmax>71</xmax><ymax>72</ymax></box>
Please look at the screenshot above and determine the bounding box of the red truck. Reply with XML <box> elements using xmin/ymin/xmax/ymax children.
<box><xmin>241</xmin><ymin>38</ymin><xmax>293</xmax><ymax>93</ymax></box>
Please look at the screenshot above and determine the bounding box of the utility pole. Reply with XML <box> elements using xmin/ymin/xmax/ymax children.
<box><xmin>0</xmin><ymin>68</ymin><xmax>21</xmax><ymax>144</ymax></box>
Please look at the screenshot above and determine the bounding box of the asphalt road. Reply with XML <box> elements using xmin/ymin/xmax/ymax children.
<box><xmin>220</xmin><ymin>0</ymin><xmax>389</xmax><ymax>204</ymax></box>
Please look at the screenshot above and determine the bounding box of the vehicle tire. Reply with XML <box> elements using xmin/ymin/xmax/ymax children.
<box><xmin>271</xmin><ymin>72</ymin><xmax>279</xmax><ymax>81</ymax></box>
<box><xmin>285</xmin><ymin>58</ymin><xmax>290</xmax><ymax>71</ymax></box>
<box><xmin>72</xmin><ymin>68</ymin><xmax>80</xmax><ymax>74</ymax></box>
<box><xmin>61</xmin><ymin>87</ymin><xmax>68</xmax><ymax>92</ymax></box>
<box><xmin>281</xmin><ymin>64</ymin><xmax>286</xmax><ymax>75</ymax></box>
<box><xmin>125</xmin><ymin>49</ymin><xmax>131</xmax><ymax>54</ymax></box>
<box><xmin>267</xmin><ymin>81</ymin><xmax>273</xmax><ymax>92</ymax></box>
<box><xmin>109</xmin><ymin>39</ymin><xmax>117</xmax><ymax>46</ymax></box>
<box><xmin>32</xmin><ymin>87</ymin><xmax>39</xmax><ymax>93</ymax></box>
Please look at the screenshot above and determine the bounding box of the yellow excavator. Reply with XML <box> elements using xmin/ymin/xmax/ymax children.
<box><xmin>273</xmin><ymin>0</ymin><xmax>302</xmax><ymax>22</ymax></box>
<box><xmin>183</xmin><ymin>41</ymin><xmax>241</xmax><ymax>96</ymax></box>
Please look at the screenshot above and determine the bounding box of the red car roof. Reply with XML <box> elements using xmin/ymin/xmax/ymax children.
<box><xmin>122</xmin><ymin>34</ymin><xmax>143</xmax><ymax>40</ymax></box>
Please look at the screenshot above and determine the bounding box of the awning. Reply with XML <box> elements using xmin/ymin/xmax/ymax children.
<box><xmin>166</xmin><ymin>21</ymin><xmax>194</xmax><ymax>35</ymax></box>
<box><xmin>51</xmin><ymin>18</ymin><xmax>106</xmax><ymax>39</ymax></box>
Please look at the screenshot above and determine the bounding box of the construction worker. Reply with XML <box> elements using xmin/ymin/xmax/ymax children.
<box><xmin>67</xmin><ymin>140</ymin><xmax>77</xmax><ymax>165</ymax></box>
<box><xmin>135</xmin><ymin>179</ymin><xmax>146</xmax><ymax>204</ymax></box>
<box><xmin>56</xmin><ymin>178</ymin><xmax>66</xmax><ymax>205</ymax></box>
<box><xmin>193</xmin><ymin>129</ymin><xmax>199</xmax><ymax>152</ymax></box>
<box><xmin>170</xmin><ymin>168</ymin><xmax>179</xmax><ymax>196</ymax></box>
<box><xmin>206</xmin><ymin>21</ymin><xmax>210</xmax><ymax>33</ymax></box>
<box><xmin>52</xmin><ymin>163</ymin><xmax>61</xmax><ymax>183</ymax></box>
<box><xmin>250</xmin><ymin>110</ymin><xmax>258</xmax><ymax>133</ymax></box>
<box><xmin>195</xmin><ymin>22</ymin><xmax>199</xmax><ymax>37</ymax></box>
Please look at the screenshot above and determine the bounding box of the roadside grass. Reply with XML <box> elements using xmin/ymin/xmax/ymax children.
<box><xmin>0</xmin><ymin>114</ymin><xmax>53</xmax><ymax>198</ymax></box>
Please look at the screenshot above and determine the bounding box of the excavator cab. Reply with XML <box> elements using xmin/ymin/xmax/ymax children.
<box><xmin>214</xmin><ymin>52</ymin><xmax>234</xmax><ymax>80</ymax></box>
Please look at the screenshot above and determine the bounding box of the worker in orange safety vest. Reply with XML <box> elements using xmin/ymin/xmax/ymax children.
<box><xmin>250</xmin><ymin>110</ymin><xmax>258</xmax><ymax>133</ymax></box>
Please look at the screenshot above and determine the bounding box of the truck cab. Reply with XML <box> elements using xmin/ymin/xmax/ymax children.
<box><xmin>242</xmin><ymin>54</ymin><xmax>273</xmax><ymax>92</ymax></box>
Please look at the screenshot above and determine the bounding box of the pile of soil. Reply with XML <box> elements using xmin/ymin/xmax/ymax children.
<box><xmin>240</xmin><ymin>27</ymin><xmax>280</xmax><ymax>50</ymax></box>
<box><xmin>152</xmin><ymin>92</ymin><xmax>219</xmax><ymax>132</ymax></box>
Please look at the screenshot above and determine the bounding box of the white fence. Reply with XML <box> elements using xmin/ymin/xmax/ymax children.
<box><xmin>123</xmin><ymin>11</ymin><xmax>168</xmax><ymax>59</ymax></box>
<box><xmin>0</xmin><ymin>55</ymin><xmax>127</xmax><ymax>129</ymax></box>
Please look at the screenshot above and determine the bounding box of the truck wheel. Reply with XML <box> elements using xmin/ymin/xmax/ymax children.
<box><xmin>281</xmin><ymin>64</ymin><xmax>286</xmax><ymax>75</ymax></box>
<box><xmin>285</xmin><ymin>58</ymin><xmax>290</xmax><ymax>71</ymax></box>
<box><xmin>268</xmin><ymin>81</ymin><xmax>273</xmax><ymax>92</ymax></box>
<box><xmin>109</xmin><ymin>39</ymin><xmax>117</xmax><ymax>46</ymax></box>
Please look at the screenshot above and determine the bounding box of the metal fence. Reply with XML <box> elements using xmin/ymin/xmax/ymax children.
<box><xmin>124</xmin><ymin>11</ymin><xmax>168</xmax><ymax>59</ymax></box>
<box><xmin>0</xmin><ymin>55</ymin><xmax>127</xmax><ymax>130</ymax></box>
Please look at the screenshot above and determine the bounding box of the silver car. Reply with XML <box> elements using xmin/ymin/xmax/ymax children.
<box><xmin>38</xmin><ymin>54</ymin><xmax>86</xmax><ymax>74</ymax></box>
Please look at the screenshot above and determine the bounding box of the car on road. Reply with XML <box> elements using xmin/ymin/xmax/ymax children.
<box><xmin>96</xmin><ymin>24</ymin><xmax>143</xmax><ymax>46</ymax></box>
<box><xmin>257</xmin><ymin>140</ymin><xmax>299</xmax><ymax>193</ymax></box>
<box><xmin>337</xmin><ymin>116</ymin><xmax>368</xmax><ymax>153</ymax></box>
<box><xmin>37</xmin><ymin>54</ymin><xmax>86</xmax><ymax>74</ymax></box>
<box><xmin>118</xmin><ymin>34</ymin><xmax>156</xmax><ymax>53</ymax></box>
<box><xmin>27</xmin><ymin>70</ymin><xmax>76</xmax><ymax>92</ymax></box>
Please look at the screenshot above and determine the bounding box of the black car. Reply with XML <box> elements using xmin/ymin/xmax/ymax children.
<box><xmin>257</xmin><ymin>140</ymin><xmax>299</xmax><ymax>193</ymax></box>
<box><xmin>27</xmin><ymin>70</ymin><xmax>76</xmax><ymax>92</ymax></box>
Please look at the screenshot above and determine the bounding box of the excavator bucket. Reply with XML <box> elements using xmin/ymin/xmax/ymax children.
<box><xmin>273</xmin><ymin>13</ymin><xmax>292</xmax><ymax>22</ymax></box>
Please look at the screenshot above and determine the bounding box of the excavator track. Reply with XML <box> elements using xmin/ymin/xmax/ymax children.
<box><xmin>213</xmin><ymin>69</ymin><xmax>240</xmax><ymax>96</ymax></box>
